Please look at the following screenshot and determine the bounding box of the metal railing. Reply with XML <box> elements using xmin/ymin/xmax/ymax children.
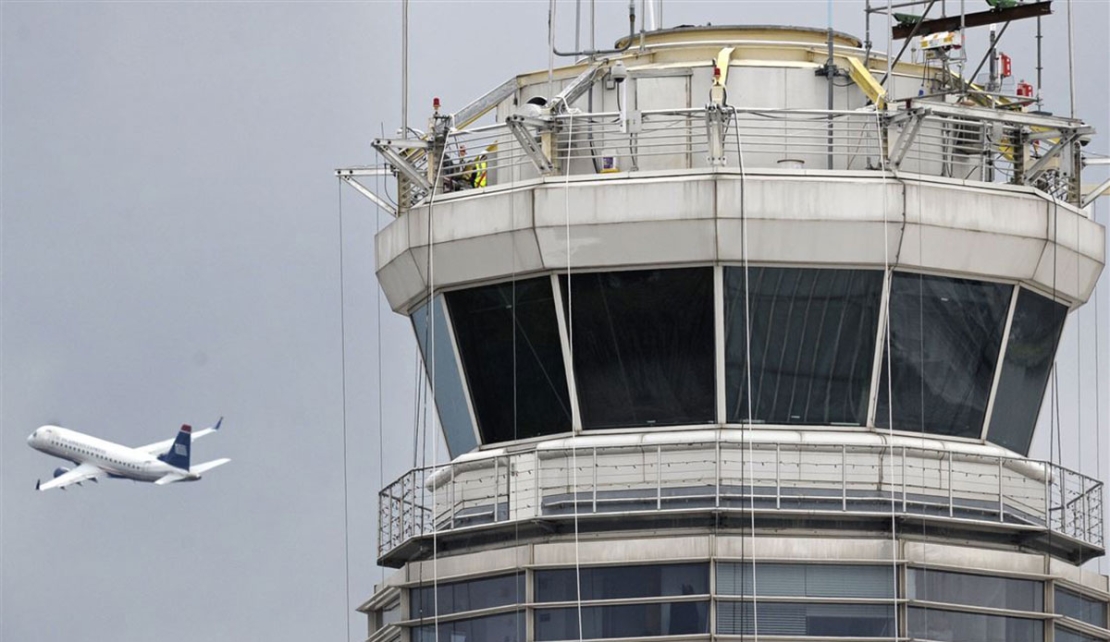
<box><xmin>378</xmin><ymin>441</ymin><xmax>1103</xmax><ymax>560</ymax></box>
<box><xmin>375</xmin><ymin>103</ymin><xmax>1090</xmax><ymax>209</ymax></box>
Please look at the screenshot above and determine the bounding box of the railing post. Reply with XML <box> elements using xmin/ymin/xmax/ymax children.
<box><xmin>715</xmin><ymin>439</ymin><xmax>721</xmax><ymax>509</ymax></box>
<box><xmin>1045</xmin><ymin>464</ymin><xmax>1052</xmax><ymax>531</ymax></box>
<box><xmin>842</xmin><ymin>444</ymin><xmax>848</xmax><ymax>511</ymax></box>
<box><xmin>505</xmin><ymin>456</ymin><xmax>512</xmax><ymax>522</ymax></box>
<box><xmin>535</xmin><ymin>453</ymin><xmax>542</xmax><ymax>519</ymax></box>
<box><xmin>948</xmin><ymin>451</ymin><xmax>954</xmax><ymax>518</ymax></box>
<box><xmin>998</xmin><ymin>457</ymin><xmax>1005</xmax><ymax>523</ymax></box>
<box><xmin>494</xmin><ymin>457</ymin><xmax>500</xmax><ymax>524</ymax></box>
<box><xmin>1081</xmin><ymin>477</ymin><xmax>1089</xmax><ymax>541</ymax></box>
<box><xmin>657</xmin><ymin>445</ymin><xmax>663</xmax><ymax>510</ymax></box>
<box><xmin>775</xmin><ymin>443</ymin><xmax>781</xmax><ymax>510</ymax></box>
<box><xmin>379</xmin><ymin>491</ymin><xmax>387</xmax><ymax>558</ymax></box>
<box><xmin>1061</xmin><ymin>468</ymin><xmax>1068</xmax><ymax>534</ymax></box>
<box><xmin>450</xmin><ymin>463</ymin><xmax>457</xmax><ymax>530</ymax></box>
<box><xmin>592</xmin><ymin>447</ymin><xmax>598</xmax><ymax>514</ymax></box>
<box><xmin>902</xmin><ymin>446</ymin><xmax>907</xmax><ymax>513</ymax></box>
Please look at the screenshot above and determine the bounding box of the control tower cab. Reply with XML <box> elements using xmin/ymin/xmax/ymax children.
<box><xmin>349</xmin><ymin>22</ymin><xmax>1109</xmax><ymax>642</ymax></box>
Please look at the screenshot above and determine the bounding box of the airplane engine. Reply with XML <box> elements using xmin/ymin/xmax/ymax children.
<box><xmin>53</xmin><ymin>467</ymin><xmax>70</xmax><ymax>478</ymax></box>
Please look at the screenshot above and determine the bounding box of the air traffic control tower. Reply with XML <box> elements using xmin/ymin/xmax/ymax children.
<box><xmin>345</xmin><ymin>10</ymin><xmax>1110</xmax><ymax>642</ymax></box>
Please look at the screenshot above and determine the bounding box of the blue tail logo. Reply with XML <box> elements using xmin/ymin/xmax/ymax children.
<box><xmin>158</xmin><ymin>424</ymin><xmax>192</xmax><ymax>470</ymax></box>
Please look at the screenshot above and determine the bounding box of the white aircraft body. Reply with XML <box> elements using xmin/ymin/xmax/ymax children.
<box><xmin>27</xmin><ymin>419</ymin><xmax>230</xmax><ymax>491</ymax></box>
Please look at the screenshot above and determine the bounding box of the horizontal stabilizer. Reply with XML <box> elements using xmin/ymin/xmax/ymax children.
<box><xmin>154</xmin><ymin>473</ymin><xmax>188</xmax><ymax>486</ymax></box>
<box><xmin>190</xmin><ymin>458</ymin><xmax>230</xmax><ymax>475</ymax></box>
<box><xmin>138</xmin><ymin>418</ymin><xmax>223</xmax><ymax>456</ymax></box>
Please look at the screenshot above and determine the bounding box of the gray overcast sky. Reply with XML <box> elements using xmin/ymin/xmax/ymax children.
<box><xmin>1</xmin><ymin>2</ymin><xmax>1107</xmax><ymax>641</ymax></box>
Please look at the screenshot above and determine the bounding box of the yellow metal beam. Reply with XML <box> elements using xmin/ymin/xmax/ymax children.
<box><xmin>715</xmin><ymin>47</ymin><xmax>735</xmax><ymax>86</ymax></box>
<box><xmin>844</xmin><ymin>56</ymin><xmax>887</xmax><ymax>110</ymax></box>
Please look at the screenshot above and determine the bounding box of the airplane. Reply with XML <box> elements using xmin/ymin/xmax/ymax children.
<box><xmin>27</xmin><ymin>418</ymin><xmax>230</xmax><ymax>491</ymax></box>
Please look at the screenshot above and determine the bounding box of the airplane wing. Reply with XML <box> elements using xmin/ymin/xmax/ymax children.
<box><xmin>137</xmin><ymin>417</ymin><xmax>223</xmax><ymax>455</ymax></box>
<box><xmin>36</xmin><ymin>463</ymin><xmax>105</xmax><ymax>491</ymax></box>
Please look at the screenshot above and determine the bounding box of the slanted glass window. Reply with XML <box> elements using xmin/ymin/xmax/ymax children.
<box><xmin>908</xmin><ymin>568</ymin><xmax>1043</xmax><ymax>611</ymax></box>
<box><xmin>447</xmin><ymin>278</ymin><xmax>572</xmax><ymax>444</ymax></box>
<box><xmin>414</xmin><ymin>613</ymin><xmax>525</xmax><ymax>642</ymax></box>
<box><xmin>988</xmin><ymin>289</ymin><xmax>1067</xmax><ymax>454</ymax></box>
<box><xmin>877</xmin><ymin>273</ymin><xmax>1012</xmax><ymax>437</ymax></box>
<box><xmin>562</xmin><ymin>269</ymin><xmax>715</xmax><ymax>429</ymax></box>
<box><xmin>908</xmin><ymin>607</ymin><xmax>1042</xmax><ymax>642</ymax></box>
<box><xmin>717</xmin><ymin>562</ymin><xmax>894</xmax><ymax>598</ymax></box>
<box><xmin>411</xmin><ymin>573</ymin><xmax>525</xmax><ymax>618</ymax></box>
<box><xmin>725</xmin><ymin>268</ymin><xmax>882</xmax><ymax>426</ymax></box>
<box><xmin>535</xmin><ymin>563</ymin><xmax>709</xmax><ymax>602</ymax></box>
<box><xmin>718</xmin><ymin>602</ymin><xmax>894</xmax><ymax>637</ymax></box>
<box><xmin>412</xmin><ymin>298</ymin><xmax>478</xmax><ymax>457</ymax></box>
<box><xmin>1056</xmin><ymin>588</ymin><xmax>1108</xmax><ymax>628</ymax></box>
<box><xmin>534</xmin><ymin>602</ymin><xmax>709</xmax><ymax>640</ymax></box>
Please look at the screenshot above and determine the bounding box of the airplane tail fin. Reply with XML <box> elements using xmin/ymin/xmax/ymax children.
<box><xmin>157</xmin><ymin>424</ymin><xmax>192</xmax><ymax>470</ymax></box>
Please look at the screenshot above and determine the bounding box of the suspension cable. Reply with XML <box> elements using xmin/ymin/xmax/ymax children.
<box><xmin>337</xmin><ymin>177</ymin><xmax>352</xmax><ymax>642</ymax></box>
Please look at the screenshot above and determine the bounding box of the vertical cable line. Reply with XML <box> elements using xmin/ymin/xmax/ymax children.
<box><xmin>375</xmin><ymin>145</ymin><xmax>387</xmax><ymax>586</ymax></box>
<box><xmin>876</xmin><ymin>105</ymin><xmax>901</xmax><ymax>640</ymax></box>
<box><xmin>734</xmin><ymin>110</ymin><xmax>758</xmax><ymax>642</ymax></box>
<box><xmin>1048</xmin><ymin>189</ymin><xmax>1061</xmax><ymax>583</ymax></box>
<box><xmin>1095</xmin><ymin>201</ymin><xmax>1104</xmax><ymax>573</ymax></box>
<box><xmin>509</xmin><ymin>108</ymin><xmax>523</xmax><ymax>642</ymax></box>
<box><xmin>1077</xmin><ymin>193</ymin><xmax>1084</xmax><ymax>508</ymax></box>
<box><xmin>563</xmin><ymin>109</ymin><xmax>586</xmax><ymax>642</ymax></box>
<box><xmin>427</xmin><ymin>141</ymin><xmax>450</xmax><ymax>642</ymax></box>
<box><xmin>0</xmin><ymin>0</ymin><xmax>6</xmax><ymax>629</ymax></box>
<box><xmin>337</xmin><ymin>179</ymin><xmax>353</xmax><ymax>642</ymax></box>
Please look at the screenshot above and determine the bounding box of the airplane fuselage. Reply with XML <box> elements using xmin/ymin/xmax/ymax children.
<box><xmin>27</xmin><ymin>426</ymin><xmax>194</xmax><ymax>483</ymax></box>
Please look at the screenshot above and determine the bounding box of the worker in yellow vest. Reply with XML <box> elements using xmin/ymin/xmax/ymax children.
<box><xmin>470</xmin><ymin>154</ymin><xmax>487</xmax><ymax>188</ymax></box>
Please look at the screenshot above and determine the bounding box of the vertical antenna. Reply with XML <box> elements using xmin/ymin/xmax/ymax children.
<box><xmin>575</xmin><ymin>0</ymin><xmax>581</xmax><ymax>53</ymax></box>
<box><xmin>864</xmin><ymin>0</ymin><xmax>872</xmax><ymax>64</ymax></box>
<box><xmin>1035</xmin><ymin>16</ymin><xmax>1043</xmax><ymax>109</ymax></box>
<box><xmin>988</xmin><ymin>24</ymin><xmax>998</xmax><ymax>92</ymax></box>
<box><xmin>548</xmin><ymin>0</ymin><xmax>556</xmax><ymax>96</ymax></box>
<box><xmin>1066</xmin><ymin>0</ymin><xmax>1076</xmax><ymax>117</ymax></box>
<box><xmin>402</xmin><ymin>0</ymin><xmax>408</xmax><ymax>135</ymax></box>
<box><xmin>885</xmin><ymin>0</ymin><xmax>892</xmax><ymax>91</ymax></box>
<box><xmin>590</xmin><ymin>0</ymin><xmax>596</xmax><ymax>51</ymax></box>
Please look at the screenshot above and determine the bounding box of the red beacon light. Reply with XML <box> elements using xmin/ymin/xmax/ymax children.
<box><xmin>433</xmin><ymin>97</ymin><xmax>441</xmax><ymax>113</ymax></box>
<box><xmin>1015</xmin><ymin>80</ymin><xmax>1035</xmax><ymax>106</ymax></box>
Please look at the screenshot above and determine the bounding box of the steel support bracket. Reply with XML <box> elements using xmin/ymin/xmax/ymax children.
<box><xmin>1081</xmin><ymin>177</ymin><xmax>1110</xmax><ymax>209</ymax></box>
<box><xmin>548</xmin><ymin>62</ymin><xmax>604</xmax><ymax>114</ymax></box>
<box><xmin>1025</xmin><ymin>131</ymin><xmax>1079</xmax><ymax>183</ymax></box>
<box><xmin>506</xmin><ymin>114</ymin><xmax>555</xmax><ymax>174</ymax></box>
<box><xmin>451</xmin><ymin>76</ymin><xmax>518</xmax><ymax>130</ymax></box>
<box><xmin>334</xmin><ymin>168</ymin><xmax>398</xmax><ymax>217</ymax></box>
<box><xmin>889</xmin><ymin>108</ymin><xmax>928</xmax><ymax>168</ymax></box>
<box><xmin>371</xmin><ymin>139</ymin><xmax>433</xmax><ymax>193</ymax></box>
<box><xmin>705</xmin><ymin>104</ymin><xmax>729</xmax><ymax>167</ymax></box>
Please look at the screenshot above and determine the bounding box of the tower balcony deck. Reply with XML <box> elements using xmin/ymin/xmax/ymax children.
<box><xmin>371</xmin><ymin>104</ymin><xmax>1103</xmax><ymax>317</ymax></box>
<box><xmin>377</xmin><ymin>430</ymin><xmax>1103</xmax><ymax>568</ymax></box>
